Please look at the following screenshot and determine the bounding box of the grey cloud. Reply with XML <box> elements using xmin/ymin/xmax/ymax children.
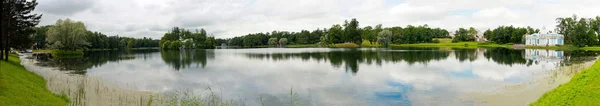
<box><xmin>38</xmin><ymin>0</ymin><xmax>94</xmax><ymax>15</ymax></box>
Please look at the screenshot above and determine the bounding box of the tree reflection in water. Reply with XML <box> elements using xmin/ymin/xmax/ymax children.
<box><xmin>160</xmin><ymin>49</ymin><xmax>215</xmax><ymax>71</ymax></box>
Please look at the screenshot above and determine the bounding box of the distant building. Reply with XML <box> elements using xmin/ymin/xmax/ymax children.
<box><xmin>475</xmin><ymin>34</ymin><xmax>487</xmax><ymax>42</ymax></box>
<box><xmin>525</xmin><ymin>33</ymin><xmax>564</xmax><ymax>46</ymax></box>
<box><xmin>525</xmin><ymin>49</ymin><xmax>563</xmax><ymax>62</ymax></box>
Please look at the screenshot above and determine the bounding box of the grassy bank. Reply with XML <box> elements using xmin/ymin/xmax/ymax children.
<box><xmin>530</xmin><ymin>59</ymin><xmax>600</xmax><ymax>105</ymax></box>
<box><xmin>0</xmin><ymin>54</ymin><xmax>70</xmax><ymax>105</ymax></box>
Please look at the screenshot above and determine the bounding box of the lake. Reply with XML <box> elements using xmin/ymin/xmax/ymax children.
<box><xmin>26</xmin><ymin>48</ymin><xmax>600</xmax><ymax>106</ymax></box>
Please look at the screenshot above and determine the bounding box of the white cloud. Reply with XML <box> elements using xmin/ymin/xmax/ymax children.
<box><xmin>34</xmin><ymin>0</ymin><xmax>600</xmax><ymax>39</ymax></box>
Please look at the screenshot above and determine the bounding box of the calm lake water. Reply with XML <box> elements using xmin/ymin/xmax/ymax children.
<box><xmin>30</xmin><ymin>48</ymin><xmax>599</xmax><ymax>106</ymax></box>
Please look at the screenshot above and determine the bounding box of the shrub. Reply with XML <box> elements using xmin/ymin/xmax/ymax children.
<box><xmin>332</xmin><ymin>43</ymin><xmax>360</xmax><ymax>48</ymax></box>
<box><xmin>432</xmin><ymin>39</ymin><xmax>441</xmax><ymax>43</ymax></box>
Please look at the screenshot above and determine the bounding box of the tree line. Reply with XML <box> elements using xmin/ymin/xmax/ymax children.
<box><xmin>34</xmin><ymin>19</ymin><xmax>160</xmax><ymax>51</ymax></box>
<box><xmin>483</xmin><ymin>26</ymin><xmax>540</xmax><ymax>44</ymax></box>
<box><xmin>555</xmin><ymin>15</ymin><xmax>600</xmax><ymax>47</ymax></box>
<box><xmin>224</xmin><ymin>18</ymin><xmax>451</xmax><ymax>47</ymax></box>
<box><xmin>159</xmin><ymin>27</ymin><xmax>216</xmax><ymax>49</ymax></box>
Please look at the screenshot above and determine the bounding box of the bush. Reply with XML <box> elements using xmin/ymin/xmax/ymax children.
<box><xmin>432</xmin><ymin>39</ymin><xmax>441</xmax><ymax>43</ymax></box>
<box><xmin>332</xmin><ymin>43</ymin><xmax>360</xmax><ymax>48</ymax></box>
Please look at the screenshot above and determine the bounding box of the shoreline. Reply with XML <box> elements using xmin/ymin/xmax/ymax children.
<box><xmin>19</xmin><ymin>54</ymin><xmax>158</xmax><ymax>106</ymax></box>
<box><xmin>459</xmin><ymin>58</ymin><xmax>596</xmax><ymax>105</ymax></box>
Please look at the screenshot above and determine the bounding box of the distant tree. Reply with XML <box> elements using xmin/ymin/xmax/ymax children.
<box><xmin>204</xmin><ymin>37</ymin><xmax>216</xmax><ymax>49</ymax></box>
<box><xmin>169</xmin><ymin>40</ymin><xmax>182</xmax><ymax>49</ymax></box>
<box><xmin>279</xmin><ymin>38</ymin><xmax>288</xmax><ymax>47</ymax></box>
<box><xmin>268</xmin><ymin>38</ymin><xmax>279</xmax><ymax>46</ymax></box>
<box><xmin>362</xmin><ymin>26</ymin><xmax>377</xmax><ymax>44</ymax></box>
<box><xmin>377</xmin><ymin>30</ymin><xmax>392</xmax><ymax>47</ymax></box>
<box><xmin>46</xmin><ymin>19</ymin><xmax>89</xmax><ymax>51</ymax></box>
<box><xmin>452</xmin><ymin>28</ymin><xmax>474</xmax><ymax>42</ymax></box>
<box><xmin>328</xmin><ymin>24</ymin><xmax>343</xmax><ymax>44</ymax></box>
<box><xmin>343</xmin><ymin>18</ymin><xmax>362</xmax><ymax>44</ymax></box>
<box><xmin>33</xmin><ymin>25</ymin><xmax>52</xmax><ymax>49</ymax></box>
<box><xmin>483</xmin><ymin>29</ymin><xmax>492</xmax><ymax>40</ymax></box>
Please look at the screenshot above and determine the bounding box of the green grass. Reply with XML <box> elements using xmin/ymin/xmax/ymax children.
<box><xmin>0</xmin><ymin>54</ymin><xmax>70</xmax><ymax>105</ymax></box>
<box><xmin>433</xmin><ymin>38</ymin><xmax>453</xmax><ymax>43</ymax></box>
<box><xmin>530</xmin><ymin>59</ymin><xmax>600</xmax><ymax>106</ymax></box>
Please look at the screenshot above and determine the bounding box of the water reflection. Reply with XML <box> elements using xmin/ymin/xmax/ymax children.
<box><xmin>245</xmin><ymin>49</ymin><xmax>453</xmax><ymax>74</ymax></box>
<box><xmin>26</xmin><ymin>48</ymin><xmax>600</xmax><ymax>106</ymax></box>
<box><xmin>32</xmin><ymin>49</ymin><xmax>158</xmax><ymax>74</ymax></box>
<box><xmin>160</xmin><ymin>50</ymin><xmax>215</xmax><ymax>70</ymax></box>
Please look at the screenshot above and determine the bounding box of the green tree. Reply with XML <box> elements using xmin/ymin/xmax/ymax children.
<box><xmin>279</xmin><ymin>38</ymin><xmax>288</xmax><ymax>47</ymax></box>
<box><xmin>268</xmin><ymin>38</ymin><xmax>279</xmax><ymax>46</ymax></box>
<box><xmin>328</xmin><ymin>24</ymin><xmax>343</xmax><ymax>44</ymax></box>
<box><xmin>377</xmin><ymin>30</ymin><xmax>392</xmax><ymax>47</ymax></box>
<box><xmin>343</xmin><ymin>18</ymin><xmax>362</xmax><ymax>44</ymax></box>
<box><xmin>169</xmin><ymin>40</ymin><xmax>182</xmax><ymax>49</ymax></box>
<box><xmin>452</xmin><ymin>28</ymin><xmax>474</xmax><ymax>42</ymax></box>
<box><xmin>1</xmin><ymin>0</ymin><xmax>42</xmax><ymax>60</ymax></box>
<box><xmin>204</xmin><ymin>37</ymin><xmax>216</xmax><ymax>49</ymax></box>
<box><xmin>46</xmin><ymin>19</ymin><xmax>89</xmax><ymax>51</ymax></box>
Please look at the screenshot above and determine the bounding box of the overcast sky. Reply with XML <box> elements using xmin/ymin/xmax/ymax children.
<box><xmin>34</xmin><ymin>0</ymin><xmax>600</xmax><ymax>39</ymax></box>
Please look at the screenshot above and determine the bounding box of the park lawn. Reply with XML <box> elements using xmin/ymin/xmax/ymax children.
<box><xmin>433</xmin><ymin>38</ymin><xmax>453</xmax><ymax>43</ymax></box>
<box><xmin>0</xmin><ymin>54</ymin><xmax>70</xmax><ymax>105</ymax></box>
<box><xmin>530</xmin><ymin>58</ymin><xmax>600</xmax><ymax>106</ymax></box>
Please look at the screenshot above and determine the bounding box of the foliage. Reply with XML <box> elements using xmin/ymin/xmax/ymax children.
<box><xmin>531</xmin><ymin>59</ymin><xmax>600</xmax><ymax>106</ymax></box>
<box><xmin>452</xmin><ymin>28</ymin><xmax>476</xmax><ymax>42</ymax></box>
<box><xmin>343</xmin><ymin>18</ymin><xmax>362</xmax><ymax>44</ymax></box>
<box><xmin>46</xmin><ymin>19</ymin><xmax>89</xmax><ymax>51</ymax></box>
<box><xmin>484</xmin><ymin>26</ymin><xmax>532</xmax><ymax>44</ymax></box>
<box><xmin>1</xmin><ymin>0</ymin><xmax>42</xmax><ymax>60</ymax></box>
<box><xmin>0</xmin><ymin>54</ymin><xmax>70</xmax><ymax>105</ymax></box>
<box><xmin>268</xmin><ymin>38</ymin><xmax>279</xmax><ymax>46</ymax></box>
<box><xmin>377</xmin><ymin>30</ymin><xmax>392</xmax><ymax>47</ymax></box>
<box><xmin>159</xmin><ymin>27</ymin><xmax>216</xmax><ymax>49</ymax></box>
<box><xmin>279</xmin><ymin>38</ymin><xmax>288</xmax><ymax>47</ymax></box>
<box><xmin>387</xmin><ymin>25</ymin><xmax>449</xmax><ymax>44</ymax></box>
<box><xmin>555</xmin><ymin>15</ymin><xmax>600</xmax><ymax>46</ymax></box>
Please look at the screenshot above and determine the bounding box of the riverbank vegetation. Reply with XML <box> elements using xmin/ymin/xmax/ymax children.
<box><xmin>33</xmin><ymin>21</ymin><xmax>160</xmax><ymax>52</ymax></box>
<box><xmin>531</xmin><ymin>58</ymin><xmax>600</xmax><ymax>105</ymax></box>
<box><xmin>222</xmin><ymin>18</ymin><xmax>451</xmax><ymax>48</ymax></box>
<box><xmin>159</xmin><ymin>27</ymin><xmax>217</xmax><ymax>50</ymax></box>
<box><xmin>0</xmin><ymin>54</ymin><xmax>70</xmax><ymax>105</ymax></box>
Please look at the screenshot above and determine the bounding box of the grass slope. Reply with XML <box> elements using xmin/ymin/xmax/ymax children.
<box><xmin>530</xmin><ymin>59</ymin><xmax>600</xmax><ymax>105</ymax></box>
<box><xmin>0</xmin><ymin>54</ymin><xmax>69</xmax><ymax>105</ymax></box>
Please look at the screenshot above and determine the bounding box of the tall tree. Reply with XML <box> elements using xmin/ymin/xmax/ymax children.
<box><xmin>377</xmin><ymin>30</ymin><xmax>392</xmax><ymax>47</ymax></box>
<box><xmin>46</xmin><ymin>19</ymin><xmax>89</xmax><ymax>51</ymax></box>
<box><xmin>343</xmin><ymin>18</ymin><xmax>362</xmax><ymax>44</ymax></box>
<box><xmin>1</xmin><ymin>0</ymin><xmax>42</xmax><ymax>60</ymax></box>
